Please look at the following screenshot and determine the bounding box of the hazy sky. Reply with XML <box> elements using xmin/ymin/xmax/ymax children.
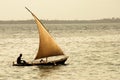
<box><xmin>0</xmin><ymin>0</ymin><xmax>120</xmax><ymax>20</ymax></box>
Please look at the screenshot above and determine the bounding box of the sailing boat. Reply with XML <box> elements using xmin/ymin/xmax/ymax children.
<box><xmin>13</xmin><ymin>7</ymin><xmax>68</xmax><ymax>66</ymax></box>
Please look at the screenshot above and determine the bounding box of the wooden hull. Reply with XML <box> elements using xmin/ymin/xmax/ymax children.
<box><xmin>13</xmin><ymin>56</ymin><xmax>68</xmax><ymax>66</ymax></box>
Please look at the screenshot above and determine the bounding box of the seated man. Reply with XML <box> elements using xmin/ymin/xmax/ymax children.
<box><xmin>40</xmin><ymin>59</ymin><xmax>45</xmax><ymax>63</ymax></box>
<box><xmin>17</xmin><ymin>54</ymin><xmax>27</xmax><ymax>64</ymax></box>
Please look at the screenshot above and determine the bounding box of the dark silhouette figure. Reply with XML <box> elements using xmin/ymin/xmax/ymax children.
<box><xmin>17</xmin><ymin>54</ymin><xmax>27</xmax><ymax>64</ymax></box>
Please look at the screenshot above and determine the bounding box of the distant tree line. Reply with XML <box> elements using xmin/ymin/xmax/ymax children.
<box><xmin>0</xmin><ymin>18</ymin><xmax>120</xmax><ymax>24</ymax></box>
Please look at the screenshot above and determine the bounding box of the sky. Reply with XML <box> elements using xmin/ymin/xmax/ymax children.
<box><xmin>0</xmin><ymin>0</ymin><xmax>120</xmax><ymax>20</ymax></box>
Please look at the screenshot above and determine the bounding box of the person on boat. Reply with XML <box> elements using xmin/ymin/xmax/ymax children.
<box><xmin>40</xmin><ymin>59</ymin><xmax>45</xmax><ymax>63</ymax></box>
<box><xmin>17</xmin><ymin>54</ymin><xmax>27</xmax><ymax>64</ymax></box>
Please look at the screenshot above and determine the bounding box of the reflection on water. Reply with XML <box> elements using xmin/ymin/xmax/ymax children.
<box><xmin>37</xmin><ymin>66</ymin><xmax>61</xmax><ymax>78</ymax></box>
<box><xmin>0</xmin><ymin>23</ymin><xmax>120</xmax><ymax>80</ymax></box>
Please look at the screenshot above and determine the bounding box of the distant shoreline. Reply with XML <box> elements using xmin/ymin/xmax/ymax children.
<box><xmin>0</xmin><ymin>18</ymin><xmax>120</xmax><ymax>24</ymax></box>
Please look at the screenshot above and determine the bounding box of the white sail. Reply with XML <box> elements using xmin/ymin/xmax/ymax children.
<box><xmin>26</xmin><ymin>7</ymin><xmax>64</xmax><ymax>60</ymax></box>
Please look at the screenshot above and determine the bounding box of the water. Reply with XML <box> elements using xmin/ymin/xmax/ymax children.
<box><xmin>0</xmin><ymin>23</ymin><xmax>120</xmax><ymax>80</ymax></box>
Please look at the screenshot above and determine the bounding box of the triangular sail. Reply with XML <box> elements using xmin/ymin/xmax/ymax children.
<box><xmin>26</xmin><ymin>7</ymin><xmax>64</xmax><ymax>60</ymax></box>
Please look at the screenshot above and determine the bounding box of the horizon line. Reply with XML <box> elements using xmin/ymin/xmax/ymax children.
<box><xmin>0</xmin><ymin>17</ymin><xmax>120</xmax><ymax>21</ymax></box>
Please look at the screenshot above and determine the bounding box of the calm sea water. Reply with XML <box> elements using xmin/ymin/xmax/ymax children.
<box><xmin>0</xmin><ymin>23</ymin><xmax>120</xmax><ymax>80</ymax></box>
